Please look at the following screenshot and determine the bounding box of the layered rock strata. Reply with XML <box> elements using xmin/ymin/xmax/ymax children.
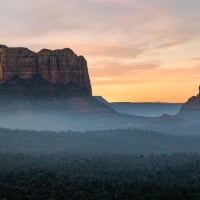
<box><xmin>0</xmin><ymin>45</ymin><xmax>92</xmax><ymax>96</ymax></box>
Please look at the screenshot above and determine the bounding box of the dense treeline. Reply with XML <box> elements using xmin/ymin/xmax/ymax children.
<box><xmin>1</xmin><ymin>128</ymin><xmax>200</xmax><ymax>155</ymax></box>
<box><xmin>1</xmin><ymin>128</ymin><xmax>200</xmax><ymax>199</ymax></box>
<box><xmin>0</xmin><ymin>153</ymin><xmax>200</xmax><ymax>199</ymax></box>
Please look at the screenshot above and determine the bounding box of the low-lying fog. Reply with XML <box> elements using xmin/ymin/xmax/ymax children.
<box><xmin>0</xmin><ymin>96</ymin><xmax>199</xmax><ymax>136</ymax></box>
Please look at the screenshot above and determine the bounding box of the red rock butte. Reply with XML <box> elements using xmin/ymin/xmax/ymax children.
<box><xmin>0</xmin><ymin>45</ymin><xmax>92</xmax><ymax>96</ymax></box>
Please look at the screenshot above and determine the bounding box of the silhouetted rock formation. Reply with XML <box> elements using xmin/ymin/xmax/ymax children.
<box><xmin>181</xmin><ymin>86</ymin><xmax>200</xmax><ymax>111</ymax></box>
<box><xmin>0</xmin><ymin>45</ymin><xmax>92</xmax><ymax>96</ymax></box>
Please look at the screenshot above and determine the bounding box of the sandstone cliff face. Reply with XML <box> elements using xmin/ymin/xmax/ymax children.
<box><xmin>0</xmin><ymin>45</ymin><xmax>92</xmax><ymax>96</ymax></box>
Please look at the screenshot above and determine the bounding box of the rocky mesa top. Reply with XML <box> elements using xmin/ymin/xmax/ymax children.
<box><xmin>0</xmin><ymin>45</ymin><xmax>92</xmax><ymax>96</ymax></box>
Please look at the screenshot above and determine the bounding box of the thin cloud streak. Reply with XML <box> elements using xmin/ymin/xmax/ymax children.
<box><xmin>90</xmin><ymin>61</ymin><xmax>159</xmax><ymax>77</ymax></box>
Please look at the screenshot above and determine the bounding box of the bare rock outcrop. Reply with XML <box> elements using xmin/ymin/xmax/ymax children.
<box><xmin>0</xmin><ymin>45</ymin><xmax>92</xmax><ymax>96</ymax></box>
<box><xmin>181</xmin><ymin>86</ymin><xmax>200</xmax><ymax>111</ymax></box>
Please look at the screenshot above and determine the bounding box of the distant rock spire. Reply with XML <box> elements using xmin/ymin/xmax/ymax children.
<box><xmin>180</xmin><ymin>85</ymin><xmax>200</xmax><ymax>111</ymax></box>
<box><xmin>199</xmin><ymin>85</ymin><xmax>200</xmax><ymax>95</ymax></box>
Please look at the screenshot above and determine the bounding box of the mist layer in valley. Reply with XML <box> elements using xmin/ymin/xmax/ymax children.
<box><xmin>0</xmin><ymin>94</ymin><xmax>199</xmax><ymax>136</ymax></box>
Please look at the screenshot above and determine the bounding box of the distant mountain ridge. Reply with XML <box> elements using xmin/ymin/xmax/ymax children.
<box><xmin>110</xmin><ymin>102</ymin><xmax>182</xmax><ymax>117</ymax></box>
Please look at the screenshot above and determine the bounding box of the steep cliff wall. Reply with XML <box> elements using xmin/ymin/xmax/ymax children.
<box><xmin>0</xmin><ymin>45</ymin><xmax>92</xmax><ymax>96</ymax></box>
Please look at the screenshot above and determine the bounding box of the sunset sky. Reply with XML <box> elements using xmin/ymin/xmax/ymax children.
<box><xmin>1</xmin><ymin>0</ymin><xmax>200</xmax><ymax>102</ymax></box>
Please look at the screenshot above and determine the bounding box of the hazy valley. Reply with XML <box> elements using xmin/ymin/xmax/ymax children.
<box><xmin>0</xmin><ymin>45</ymin><xmax>200</xmax><ymax>199</ymax></box>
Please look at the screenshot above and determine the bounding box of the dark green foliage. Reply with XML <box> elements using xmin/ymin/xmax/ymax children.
<box><xmin>0</xmin><ymin>153</ymin><xmax>200</xmax><ymax>200</ymax></box>
<box><xmin>1</xmin><ymin>128</ymin><xmax>200</xmax><ymax>155</ymax></box>
<box><xmin>1</xmin><ymin>128</ymin><xmax>200</xmax><ymax>199</ymax></box>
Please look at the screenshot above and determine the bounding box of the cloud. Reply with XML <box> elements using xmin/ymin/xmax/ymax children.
<box><xmin>90</xmin><ymin>61</ymin><xmax>159</xmax><ymax>77</ymax></box>
<box><xmin>156</xmin><ymin>37</ymin><xmax>189</xmax><ymax>49</ymax></box>
<box><xmin>0</xmin><ymin>0</ymin><xmax>198</xmax><ymax>51</ymax></box>
<box><xmin>190</xmin><ymin>57</ymin><xmax>200</xmax><ymax>61</ymax></box>
<box><xmin>78</xmin><ymin>43</ymin><xmax>144</xmax><ymax>58</ymax></box>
